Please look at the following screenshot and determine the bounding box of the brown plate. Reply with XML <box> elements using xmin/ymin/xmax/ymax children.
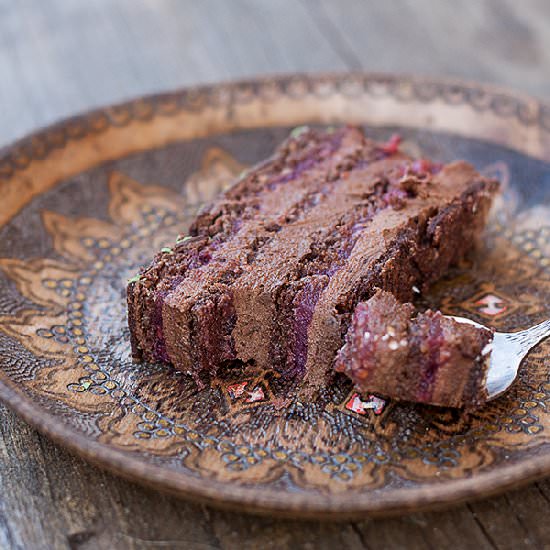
<box><xmin>0</xmin><ymin>74</ymin><xmax>548</xmax><ymax>519</ymax></box>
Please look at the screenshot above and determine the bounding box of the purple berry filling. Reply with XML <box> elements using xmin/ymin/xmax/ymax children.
<box><xmin>415</xmin><ymin>315</ymin><xmax>445</xmax><ymax>402</ymax></box>
<box><xmin>150</xmin><ymin>276</ymin><xmax>184</xmax><ymax>362</ymax></box>
<box><xmin>282</xmin><ymin>169</ymin><xmax>415</xmax><ymax>377</ymax></box>
<box><xmin>151</xmin><ymin>290</ymin><xmax>170</xmax><ymax>363</ymax></box>
<box><xmin>267</xmin><ymin>133</ymin><xmax>344</xmax><ymax>189</ymax></box>
<box><xmin>147</xmin><ymin>135</ymin><xmax>350</xmax><ymax>363</ymax></box>
<box><xmin>288</xmin><ymin>279</ymin><xmax>326</xmax><ymax>378</ymax></box>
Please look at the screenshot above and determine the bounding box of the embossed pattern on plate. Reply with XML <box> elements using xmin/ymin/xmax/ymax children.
<box><xmin>0</xmin><ymin>75</ymin><xmax>548</xmax><ymax>518</ymax></box>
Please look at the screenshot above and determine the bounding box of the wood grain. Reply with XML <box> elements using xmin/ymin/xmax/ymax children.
<box><xmin>0</xmin><ymin>1</ymin><xmax>548</xmax><ymax>548</ymax></box>
<box><xmin>3</xmin><ymin>404</ymin><xmax>550</xmax><ymax>550</ymax></box>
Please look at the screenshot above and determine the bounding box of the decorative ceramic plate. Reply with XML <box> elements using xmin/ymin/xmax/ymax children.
<box><xmin>0</xmin><ymin>74</ymin><xmax>548</xmax><ymax>519</ymax></box>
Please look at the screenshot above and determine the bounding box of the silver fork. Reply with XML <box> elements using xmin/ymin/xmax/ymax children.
<box><xmin>450</xmin><ymin>316</ymin><xmax>550</xmax><ymax>400</ymax></box>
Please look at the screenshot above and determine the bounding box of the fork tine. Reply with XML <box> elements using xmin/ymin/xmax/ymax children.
<box><xmin>505</xmin><ymin>319</ymin><xmax>550</xmax><ymax>352</ymax></box>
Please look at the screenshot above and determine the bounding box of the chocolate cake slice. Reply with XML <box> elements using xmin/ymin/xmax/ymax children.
<box><xmin>127</xmin><ymin>126</ymin><xmax>499</xmax><ymax>396</ymax></box>
<box><xmin>334</xmin><ymin>290</ymin><xmax>494</xmax><ymax>408</ymax></box>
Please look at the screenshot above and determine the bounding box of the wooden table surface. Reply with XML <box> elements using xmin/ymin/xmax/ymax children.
<box><xmin>1</xmin><ymin>1</ymin><xmax>549</xmax><ymax>548</ymax></box>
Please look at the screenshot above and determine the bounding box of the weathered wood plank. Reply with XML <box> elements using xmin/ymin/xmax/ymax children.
<box><xmin>3</xmin><ymin>0</ymin><xmax>549</xmax><ymax>148</ymax></box>
<box><xmin>0</xmin><ymin>405</ymin><xmax>224</xmax><ymax>550</ymax></box>
<box><xmin>305</xmin><ymin>0</ymin><xmax>550</xmax><ymax>99</ymax></box>
<box><xmin>3</xmin><ymin>395</ymin><xmax>549</xmax><ymax>550</ymax></box>
<box><xmin>0</xmin><ymin>0</ymin><xmax>346</xmax><ymax>146</ymax></box>
<box><xmin>467</xmin><ymin>494</ymin><xmax>542</xmax><ymax>549</ymax></box>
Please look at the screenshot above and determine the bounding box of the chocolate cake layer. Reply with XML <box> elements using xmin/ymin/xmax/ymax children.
<box><xmin>128</xmin><ymin>127</ymin><xmax>401</xmax><ymax>370</ymax></box>
<box><xmin>334</xmin><ymin>290</ymin><xmax>493</xmax><ymax>408</ymax></box>
<box><xmin>127</xmin><ymin>126</ymin><xmax>498</xmax><ymax>394</ymax></box>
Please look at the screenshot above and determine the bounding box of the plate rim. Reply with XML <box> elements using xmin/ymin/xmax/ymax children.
<box><xmin>0</xmin><ymin>72</ymin><xmax>548</xmax><ymax>519</ymax></box>
<box><xmin>2</xmin><ymin>372</ymin><xmax>549</xmax><ymax>519</ymax></box>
